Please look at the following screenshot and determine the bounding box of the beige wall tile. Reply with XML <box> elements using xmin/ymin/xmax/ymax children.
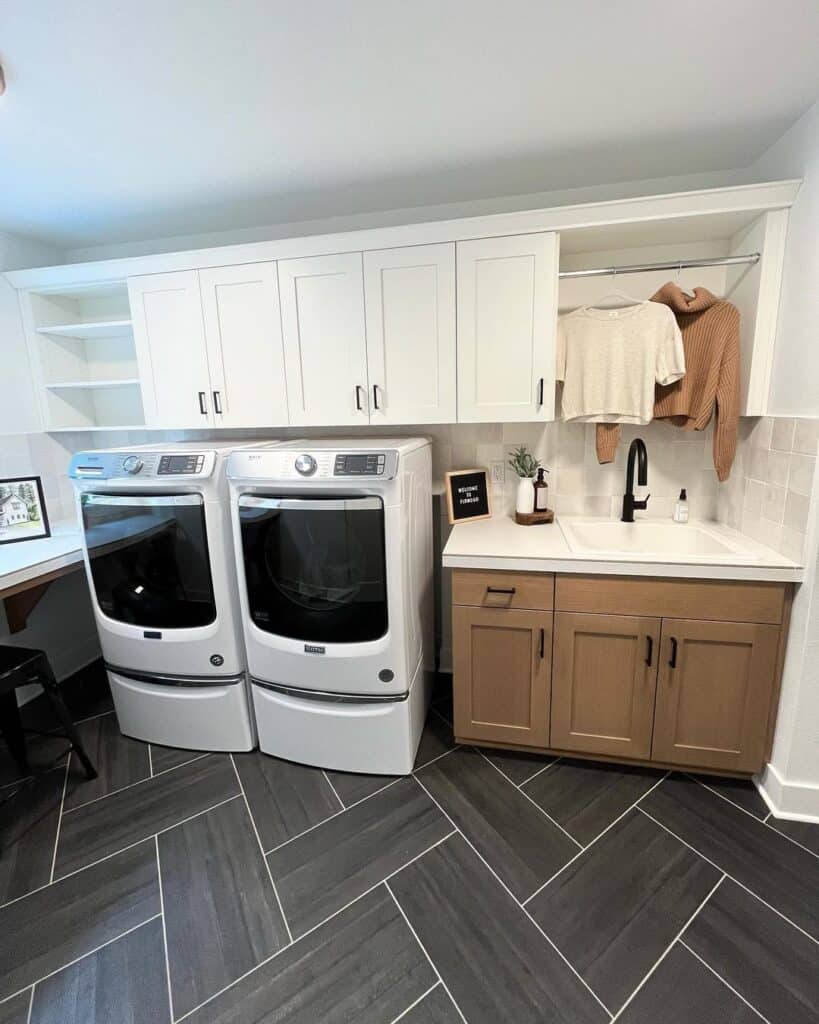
<box><xmin>793</xmin><ymin>417</ymin><xmax>819</xmax><ymax>456</ymax></box>
<box><xmin>788</xmin><ymin>453</ymin><xmax>816</xmax><ymax>496</ymax></box>
<box><xmin>784</xmin><ymin>489</ymin><xmax>811</xmax><ymax>533</ymax></box>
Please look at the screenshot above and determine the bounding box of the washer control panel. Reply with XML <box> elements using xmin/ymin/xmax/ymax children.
<box><xmin>69</xmin><ymin>451</ymin><xmax>216</xmax><ymax>480</ymax></box>
<box><xmin>158</xmin><ymin>454</ymin><xmax>205</xmax><ymax>475</ymax></box>
<box><xmin>334</xmin><ymin>452</ymin><xmax>386</xmax><ymax>476</ymax></box>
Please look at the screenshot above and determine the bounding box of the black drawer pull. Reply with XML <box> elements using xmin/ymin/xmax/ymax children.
<box><xmin>539</xmin><ymin>627</ymin><xmax>545</xmax><ymax>659</ymax></box>
<box><xmin>645</xmin><ymin>635</ymin><xmax>653</xmax><ymax>667</ymax></box>
<box><xmin>355</xmin><ymin>385</ymin><xmax>364</xmax><ymax>411</ymax></box>
<box><xmin>669</xmin><ymin>636</ymin><xmax>678</xmax><ymax>669</ymax></box>
<box><xmin>486</xmin><ymin>587</ymin><xmax>516</xmax><ymax>595</ymax></box>
<box><xmin>537</xmin><ymin>377</ymin><xmax>544</xmax><ymax>406</ymax></box>
<box><xmin>198</xmin><ymin>391</ymin><xmax>207</xmax><ymax>415</ymax></box>
<box><xmin>372</xmin><ymin>384</ymin><xmax>381</xmax><ymax>410</ymax></box>
<box><xmin>212</xmin><ymin>390</ymin><xmax>222</xmax><ymax>415</ymax></box>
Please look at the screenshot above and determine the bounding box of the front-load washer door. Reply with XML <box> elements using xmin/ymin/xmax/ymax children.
<box><xmin>81</xmin><ymin>492</ymin><xmax>216</xmax><ymax>629</ymax></box>
<box><xmin>238</xmin><ymin>495</ymin><xmax>387</xmax><ymax>645</ymax></box>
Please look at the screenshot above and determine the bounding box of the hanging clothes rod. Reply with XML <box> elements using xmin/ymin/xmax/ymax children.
<box><xmin>558</xmin><ymin>252</ymin><xmax>760</xmax><ymax>279</ymax></box>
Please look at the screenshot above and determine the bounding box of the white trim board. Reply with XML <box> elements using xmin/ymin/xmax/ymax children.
<box><xmin>757</xmin><ymin>761</ymin><xmax>819</xmax><ymax>823</ymax></box>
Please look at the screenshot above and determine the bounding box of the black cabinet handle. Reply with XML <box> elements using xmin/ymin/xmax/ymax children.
<box><xmin>372</xmin><ymin>384</ymin><xmax>380</xmax><ymax>410</ymax></box>
<box><xmin>539</xmin><ymin>627</ymin><xmax>545</xmax><ymax>660</ymax></box>
<box><xmin>669</xmin><ymin>637</ymin><xmax>678</xmax><ymax>669</ymax></box>
<box><xmin>198</xmin><ymin>391</ymin><xmax>207</xmax><ymax>416</ymax></box>
<box><xmin>537</xmin><ymin>377</ymin><xmax>544</xmax><ymax>406</ymax></box>
<box><xmin>645</xmin><ymin>635</ymin><xmax>653</xmax><ymax>667</ymax></box>
<box><xmin>212</xmin><ymin>390</ymin><xmax>222</xmax><ymax>415</ymax></box>
<box><xmin>355</xmin><ymin>385</ymin><xmax>364</xmax><ymax>411</ymax></box>
<box><xmin>486</xmin><ymin>587</ymin><xmax>516</xmax><ymax>595</ymax></box>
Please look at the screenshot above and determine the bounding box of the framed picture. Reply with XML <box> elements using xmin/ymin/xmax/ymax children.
<box><xmin>445</xmin><ymin>468</ymin><xmax>492</xmax><ymax>525</ymax></box>
<box><xmin>0</xmin><ymin>476</ymin><xmax>51</xmax><ymax>545</ymax></box>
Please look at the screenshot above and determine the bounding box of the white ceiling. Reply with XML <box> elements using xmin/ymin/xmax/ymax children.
<box><xmin>1</xmin><ymin>0</ymin><xmax>818</xmax><ymax>248</ymax></box>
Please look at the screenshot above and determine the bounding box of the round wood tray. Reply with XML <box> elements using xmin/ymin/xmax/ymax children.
<box><xmin>514</xmin><ymin>508</ymin><xmax>554</xmax><ymax>525</ymax></box>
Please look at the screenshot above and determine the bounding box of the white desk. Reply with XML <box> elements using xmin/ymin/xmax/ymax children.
<box><xmin>0</xmin><ymin>521</ymin><xmax>85</xmax><ymax>631</ymax></box>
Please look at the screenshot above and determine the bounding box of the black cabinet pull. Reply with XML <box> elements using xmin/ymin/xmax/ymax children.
<box><xmin>539</xmin><ymin>627</ymin><xmax>545</xmax><ymax>659</ymax></box>
<box><xmin>212</xmin><ymin>390</ymin><xmax>222</xmax><ymax>415</ymax></box>
<box><xmin>355</xmin><ymin>385</ymin><xmax>364</xmax><ymax>411</ymax></box>
<box><xmin>198</xmin><ymin>391</ymin><xmax>207</xmax><ymax>416</ymax></box>
<box><xmin>645</xmin><ymin>635</ymin><xmax>653</xmax><ymax>667</ymax></box>
<box><xmin>372</xmin><ymin>384</ymin><xmax>380</xmax><ymax>410</ymax></box>
<box><xmin>537</xmin><ymin>377</ymin><xmax>544</xmax><ymax>406</ymax></box>
<box><xmin>669</xmin><ymin>637</ymin><xmax>678</xmax><ymax>669</ymax></box>
<box><xmin>486</xmin><ymin>586</ymin><xmax>516</xmax><ymax>595</ymax></box>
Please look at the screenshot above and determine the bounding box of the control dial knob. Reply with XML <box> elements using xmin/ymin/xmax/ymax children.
<box><xmin>294</xmin><ymin>454</ymin><xmax>317</xmax><ymax>477</ymax></box>
<box><xmin>122</xmin><ymin>455</ymin><xmax>144</xmax><ymax>475</ymax></box>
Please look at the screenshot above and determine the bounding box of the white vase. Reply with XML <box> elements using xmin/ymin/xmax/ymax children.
<box><xmin>515</xmin><ymin>477</ymin><xmax>534</xmax><ymax>515</ymax></box>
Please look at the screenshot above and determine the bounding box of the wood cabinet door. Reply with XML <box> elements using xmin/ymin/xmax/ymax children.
<box><xmin>652</xmin><ymin>619</ymin><xmax>780</xmax><ymax>772</ymax></box>
<box><xmin>278</xmin><ymin>253</ymin><xmax>369</xmax><ymax>426</ymax></box>
<box><xmin>128</xmin><ymin>271</ymin><xmax>212</xmax><ymax>427</ymax></box>
<box><xmin>456</xmin><ymin>232</ymin><xmax>558</xmax><ymax>422</ymax></box>
<box><xmin>453</xmin><ymin>605</ymin><xmax>551</xmax><ymax>747</ymax></box>
<box><xmin>199</xmin><ymin>262</ymin><xmax>289</xmax><ymax>428</ymax></box>
<box><xmin>363</xmin><ymin>243</ymin><xmax>456</xmax><ymax>424</ymax></box>
<box><xmin>551</xmin><ymin>612</ymin><xmax>661</xmax><ymax>759</ymax></box>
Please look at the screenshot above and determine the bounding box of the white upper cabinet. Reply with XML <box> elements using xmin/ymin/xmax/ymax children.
<box><xmin>199</xmin><ymin>262</ymin><xmax>288</xmax><ymax>428</ymax></box>
<box><xmin>456</xmin><ymin>233</ymin><xmax>558</xmax><ymax>422</ymax></box>
<box><xmin>363</xmin><ymin>243</ymin><xmax>456</xmax><ymax>424</ymax></box>
<box><xmin>278</xmin><ymin>253</ymin><xmax>369</xmax><ymax>426</ymax></box>
<box><xmin>128</xmin><ymin>271</ymin><xmax>213</xmax><ymax>427</ymax></box>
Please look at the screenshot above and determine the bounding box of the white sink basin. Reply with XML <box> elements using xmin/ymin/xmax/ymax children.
<box><xmin>558</xmin><ymin>517</ymin><xmax>755</xmax><ymax>562</ymax></box>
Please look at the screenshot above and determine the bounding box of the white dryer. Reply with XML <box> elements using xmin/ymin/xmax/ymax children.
<box><xmin>69</xmin><ymin>441</ymin><xmax>262</xmax><ymax>752</ymax></box>
<box><xmin>228</xmin><ymin>438</ymin><xmax>433</xmax><ymax>775</ymax></box>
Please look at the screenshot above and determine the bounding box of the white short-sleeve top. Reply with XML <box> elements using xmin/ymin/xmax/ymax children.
<box><xmin>556</xmin><ymin>301</ymin><xmax>685</xmax><ymax>423</ymax></box>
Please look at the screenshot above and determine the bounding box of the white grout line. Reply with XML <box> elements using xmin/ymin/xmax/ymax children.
<box><xmin>0</xmin><ymin>914</ymin><xmax>162</xmax><ymax>1012</ymax></box>
<box><xmin>763</xmin><ymin>821</ymin><xmax>819</xmax><ymax>861</ymax></box>
<box><xmin>385</xmin><ymin>883</ymin><xmax>469</xmax><ymax>1024</ymax></box>
<box><xmin>25</xmin><ymin>984</ymin><xmax>34</xmax><ymax>1024</ymax></box>
<box><xmin>230</xmin><ymin>755</ymin><xmax>293</xmax><ymax>945</ymax></box>
<box><xmin>478</xmin><ymin>751</ymin><xmax>582</xmax><ymax>849</ymax></box>
<box><xmin>516</xmin><ymin>756</ymin><xmax>561</xmax><ymax>788</ymax></box>
<box><xmin>71</xmin><ymin>708</ymin><xmax>116</xmax><ymax>727</ymax></box>
<box><xmin>147</xmin><ymin>744</ymin><xmax>153</xmax><ymax>778</ymax></box>
<box><xmin>636</xmin><ymin>806</ymin><xmax>819</xmax><ymax>948</ymax></box>
<box><xmin>763</xmin><ymin>811</ymin><xmax>772</xmax><ymax>823</ymax></box>
<box><xmin>173</xmin><ymin>829</ymin><xmax>458</xmax><ymax>1024</ymax></box>
<box><xmin>415</xmin><ymin>743</ymin><xmax>461</xmax><ymax>772</ymax></box>
<box><xmin>48</xmin><ymin>755</ymin><xmax>71</xmax><ymax>883</ymax></box>
<box><xmin>154</xmin><ymin>837</ymin><xmax>175</xmax><ymax>1022</ymax></box>
<box><xmin>389</xmin><ymin>981</ymin><xmax>441</xmax><ymax>1024</ymax></box>
<box><xmin>429</xmin><ymin>703</ymin><xmax>453</xmax><ymax>727</ymax></box>
<box><xmin>62</xmin><ymin>754</ymin><xmax>211</xmax><ymax>815</ymax></box>
<box><xmin>610</xmin><ymin>875</ymin><xmax>726</xmax><ymax>1021</ymax></box>
<box><xmin>321</xmin><ymin>770</ymin><xmax>345</xmax><ymax>811</ymax></box>
<box><xmin>411</xmin><ymin>774</ymin><xmax>614</xmax><ymax>1020</ymax></box>
<box><xmin>678</xmin><ymin>940</ymin><xmax>772</xmax><ymax>1023</ymax></box>
<box><xmin>522</xmin><ymin>770</ymin><xmax>671</xmax><ymax>906</ymax></box>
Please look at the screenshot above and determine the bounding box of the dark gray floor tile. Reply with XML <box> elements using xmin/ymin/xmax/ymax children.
<box><xmin>690</xmin><ymin>773</ymin><xmax>769</xmax><ymax>819</ymax></box>
<box><xmin>0</xmin><ymin>840</ymin><xmax>159</xmax><ymax>1001</ymax></box>
<box><xmin>185</xmin><ymin>886</ymin><xmax>434</xmax><ymax>1024</ymax></box>
<box><xmin>324</xmin><ymin>768</ymin><xmax>396</xmax><ymax>806</ymax></box>
<box><xmin>529</xmin><ymin>808</ymin><xmax>720</xmax><ymax>1013</ymax></box>
<box><xmin>642</xmin><ymin>774</ymin><xmax>819</xmax><ymax>940</ymax></box>
<box><xmin>685</xmin><ymin>878</ymin><xmax>819</xmax><ymax>1024</ymax></box>
<box><xmin>149</xmin><ymin>744</ymin><xmax>207</xmax><ymax>774</ymax></box>
<box><xmin>0</xmin><ymin>768</ymin><xmax>64</xmax><ymax>903</ymax></box>
<box><xmin>617</xmin><ymin>943</ymin><xmax>760</xmax><ymax>1024</ymax></box>
<box><xmin>484</xmin><ymin>749</ymin><xmax>556</xmax><ymax>786</ymax></box>
<box><xmin>430</xmin><ymin>673</ymin><xmax>453</xmax><ymax>708</ymax></box>
<box><xmin>417</xmin><ymin>747</ymin><xmax>578</xmax><ymax>900</ymax></box>
<box><xmin>0</xmin><ymin>734</ymin><xmax>68</xmax><ymax>788</ymax></box>
<box><xmin>769</xmin><ymin>816</ymin><xmax>819</xmax><ymax>857</ymax></box>
<box><xmin>414</xmin><ymin>711</ymin><xmax>455</xmax><ymax>769</ymax></box>
<box><xmin>267</xmin><ymin>777</ymin><xmax>450</xmax><ymax>938</ymax></box>
<box><xmin>523</xmin><ymin>758</ymin><xmax>664</xmax><ymax>845</ymax></box>
<box><xmin>0</xmin><ymin>990</ymin><xmax>31</xmax><ymax>1024</ymax></box>
<box><xmin>234</xmin><ymin>752</ymin><xmax>341</xmax><ymax>853</ymax></box>
<box><xmin>30</xmin><ymin>917</ymin><xmax>169</xmax><ymax>1024</ymax></box>
<box><xmin>400</xmin><ymin>984</ymin><xmax>462</xmax><ymax>1023</ymax></box>
<box><xmin>63</xmin><ymin>713</ymin><xmax>151</xmax><ymax>811</ymax></box>
<box><xmin>390</xmin><ymin>833</ymin><xmax>607</xmax><ymax>1024</ymax></box>
<box><xmin>54</xmin><ymin>754</ymin><xmax>240</xmax><ymax>878</ymax></box>
<box><xmin>159</xmin><ymin>796</ymin><xmax>289</xmax><ymax>1017</ymax></box>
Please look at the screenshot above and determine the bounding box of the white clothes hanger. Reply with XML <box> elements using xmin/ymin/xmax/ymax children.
<box><xmin>675</xmin><ymin>263</ymin><xmax>696</xmax><ymax>299</ymax></box>
<box><xmin>587</xmin><ymin>268</ymin><xmax>644</xmax><ymax>310</ymax></box>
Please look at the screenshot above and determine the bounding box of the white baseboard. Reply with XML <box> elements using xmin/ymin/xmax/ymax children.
<box><xmin>756</xmin><ymin>762</ymin><xmax>819</xmax><ymax>823</ymax></box>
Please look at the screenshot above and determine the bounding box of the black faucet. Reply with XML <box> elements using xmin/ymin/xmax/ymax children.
<box><xmin>622</xmin><ymin>438</ymin><xmax>650</xmax><ymax>522</ymax></box>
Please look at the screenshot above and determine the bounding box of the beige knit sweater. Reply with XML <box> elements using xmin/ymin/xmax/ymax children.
<box><xmin>596</xmin><ymin>284</ymin><xmax>740</xmax><ymax>481</ymax></box>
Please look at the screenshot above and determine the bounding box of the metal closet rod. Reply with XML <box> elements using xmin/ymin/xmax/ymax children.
<box><xmin>558</xmin><ymin>252</ymin><xmax>760</xmax><ymax>279</ymax></box>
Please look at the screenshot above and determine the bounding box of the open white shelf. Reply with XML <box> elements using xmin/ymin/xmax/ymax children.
<box><xmin>36</xmin><ymin>319</ymin><xmax>133</xmax><ymax>340</ymax></box>
<box><xmin>46</xmin><ymin>378</ymin><xmax>141</xmax><ymax>390</ymax></box>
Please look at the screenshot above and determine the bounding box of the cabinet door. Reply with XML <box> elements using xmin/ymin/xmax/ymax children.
<box><xmin>551</xmin><ymin>612</ymin><xmax>661</xmax><ymax>759</ymax></box>
<box><xmin>453</xmin><ymin>605</ymin><xmax>550</xmax><ymax>747</ymax></box>
<box><xmin>278</xmin><ymin>253</ymin><xmax>369</xmax><ymax>426</ymax></box>
<box><xmin>128</xmin><ymin>271</ymin><xmax>212</xmax><ymax>427</ymax></box>
<box><xmin>363</xmin><ymin>243</ymin><xmax>456</xmax><ymax>424</ymax></box>
<box><xmin>652</xmin><ymin>619</ymin><xmax>780</xmax><ymax>772</ymax></box>
<box><xmin>456</xmin><ymin>232</ymin><xmax>558</xmax><ymax>422</ymax></box>
<box><xmin>199</xmin><ymin>263</ymin><xmax>288</xmax><ymax>428</ymax></box>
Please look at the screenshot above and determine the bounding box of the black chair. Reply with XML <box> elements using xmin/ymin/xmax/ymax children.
<box><xmin>0</xmin><ymin>646</ymin><xmax>97</xmax><ymax>780</ymax></box>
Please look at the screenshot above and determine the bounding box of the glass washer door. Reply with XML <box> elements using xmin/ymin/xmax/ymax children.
<box><xmin>81</xmin><ymin>492</ymin><xmax>216</xmax><ymax>628</ymax></box>
<box><xmin>238</xmin><ymin>495</ymin><xmax>388</xmax><ymax>644</ymax></box>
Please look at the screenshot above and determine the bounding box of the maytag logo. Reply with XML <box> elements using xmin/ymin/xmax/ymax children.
<box><xmin>304</xmin><ymin>644</ymin><xmax>325</xmax><ymax>655</ymax></box>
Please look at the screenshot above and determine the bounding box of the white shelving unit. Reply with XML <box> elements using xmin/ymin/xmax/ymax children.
<box><xmin>21</xmin><ymin>281</ymin><xmax>146</xmax><ymax>431</ymax></box>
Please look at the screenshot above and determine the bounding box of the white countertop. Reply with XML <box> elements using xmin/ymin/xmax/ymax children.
<box><xmin>0</xmin><ymin>521</ymin><xmax>84</xmax><ymax>593</ymax></box>
<box><xmin>442</xmin><ymin>515</ymin><xmax>804</xmax><ymax>582</ymax></box>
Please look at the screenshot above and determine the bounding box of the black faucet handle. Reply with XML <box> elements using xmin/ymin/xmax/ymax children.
<box><xmin>634</xmin><ymin>492</ymin><xmax>651</xmax><ymax>510</ymax></box>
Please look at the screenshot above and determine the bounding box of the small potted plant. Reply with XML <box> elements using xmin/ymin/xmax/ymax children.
<box><xmin>508</xmin><ymin>445</ymin><xmax>540</xmax><ymax>514</ymax></box>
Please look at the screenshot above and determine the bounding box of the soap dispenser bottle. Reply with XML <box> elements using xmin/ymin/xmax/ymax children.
<box><xmin>673</xmin><ymin>488</ymin><xmax>689</xmax><ymax>523</ymax></box>
<box><xmin>533</xmin><ymin>467</ymin><xmax>550</xmax><ymax>511</ymax></box>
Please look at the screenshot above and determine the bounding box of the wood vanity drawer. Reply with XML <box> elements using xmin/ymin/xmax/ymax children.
<box><xmin>452</xmin><ymin>569</ymin><xmax>554</xmax><ymax>611</ymax></box>
<box><xmin>555</xmin><ymin>574</ymin><xmax>787</xmax><ymax>625</ymax></box>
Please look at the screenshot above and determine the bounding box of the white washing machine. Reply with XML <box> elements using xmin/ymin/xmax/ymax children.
<box><xmin>227</xmin><ymin>438</ymin><xmax>433</xmax><ymax>775</ymax></box>
<box><xmin>69</xmin><ymin>441</ymin><xmax>262</xmax><ymax>752</ymax></box>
